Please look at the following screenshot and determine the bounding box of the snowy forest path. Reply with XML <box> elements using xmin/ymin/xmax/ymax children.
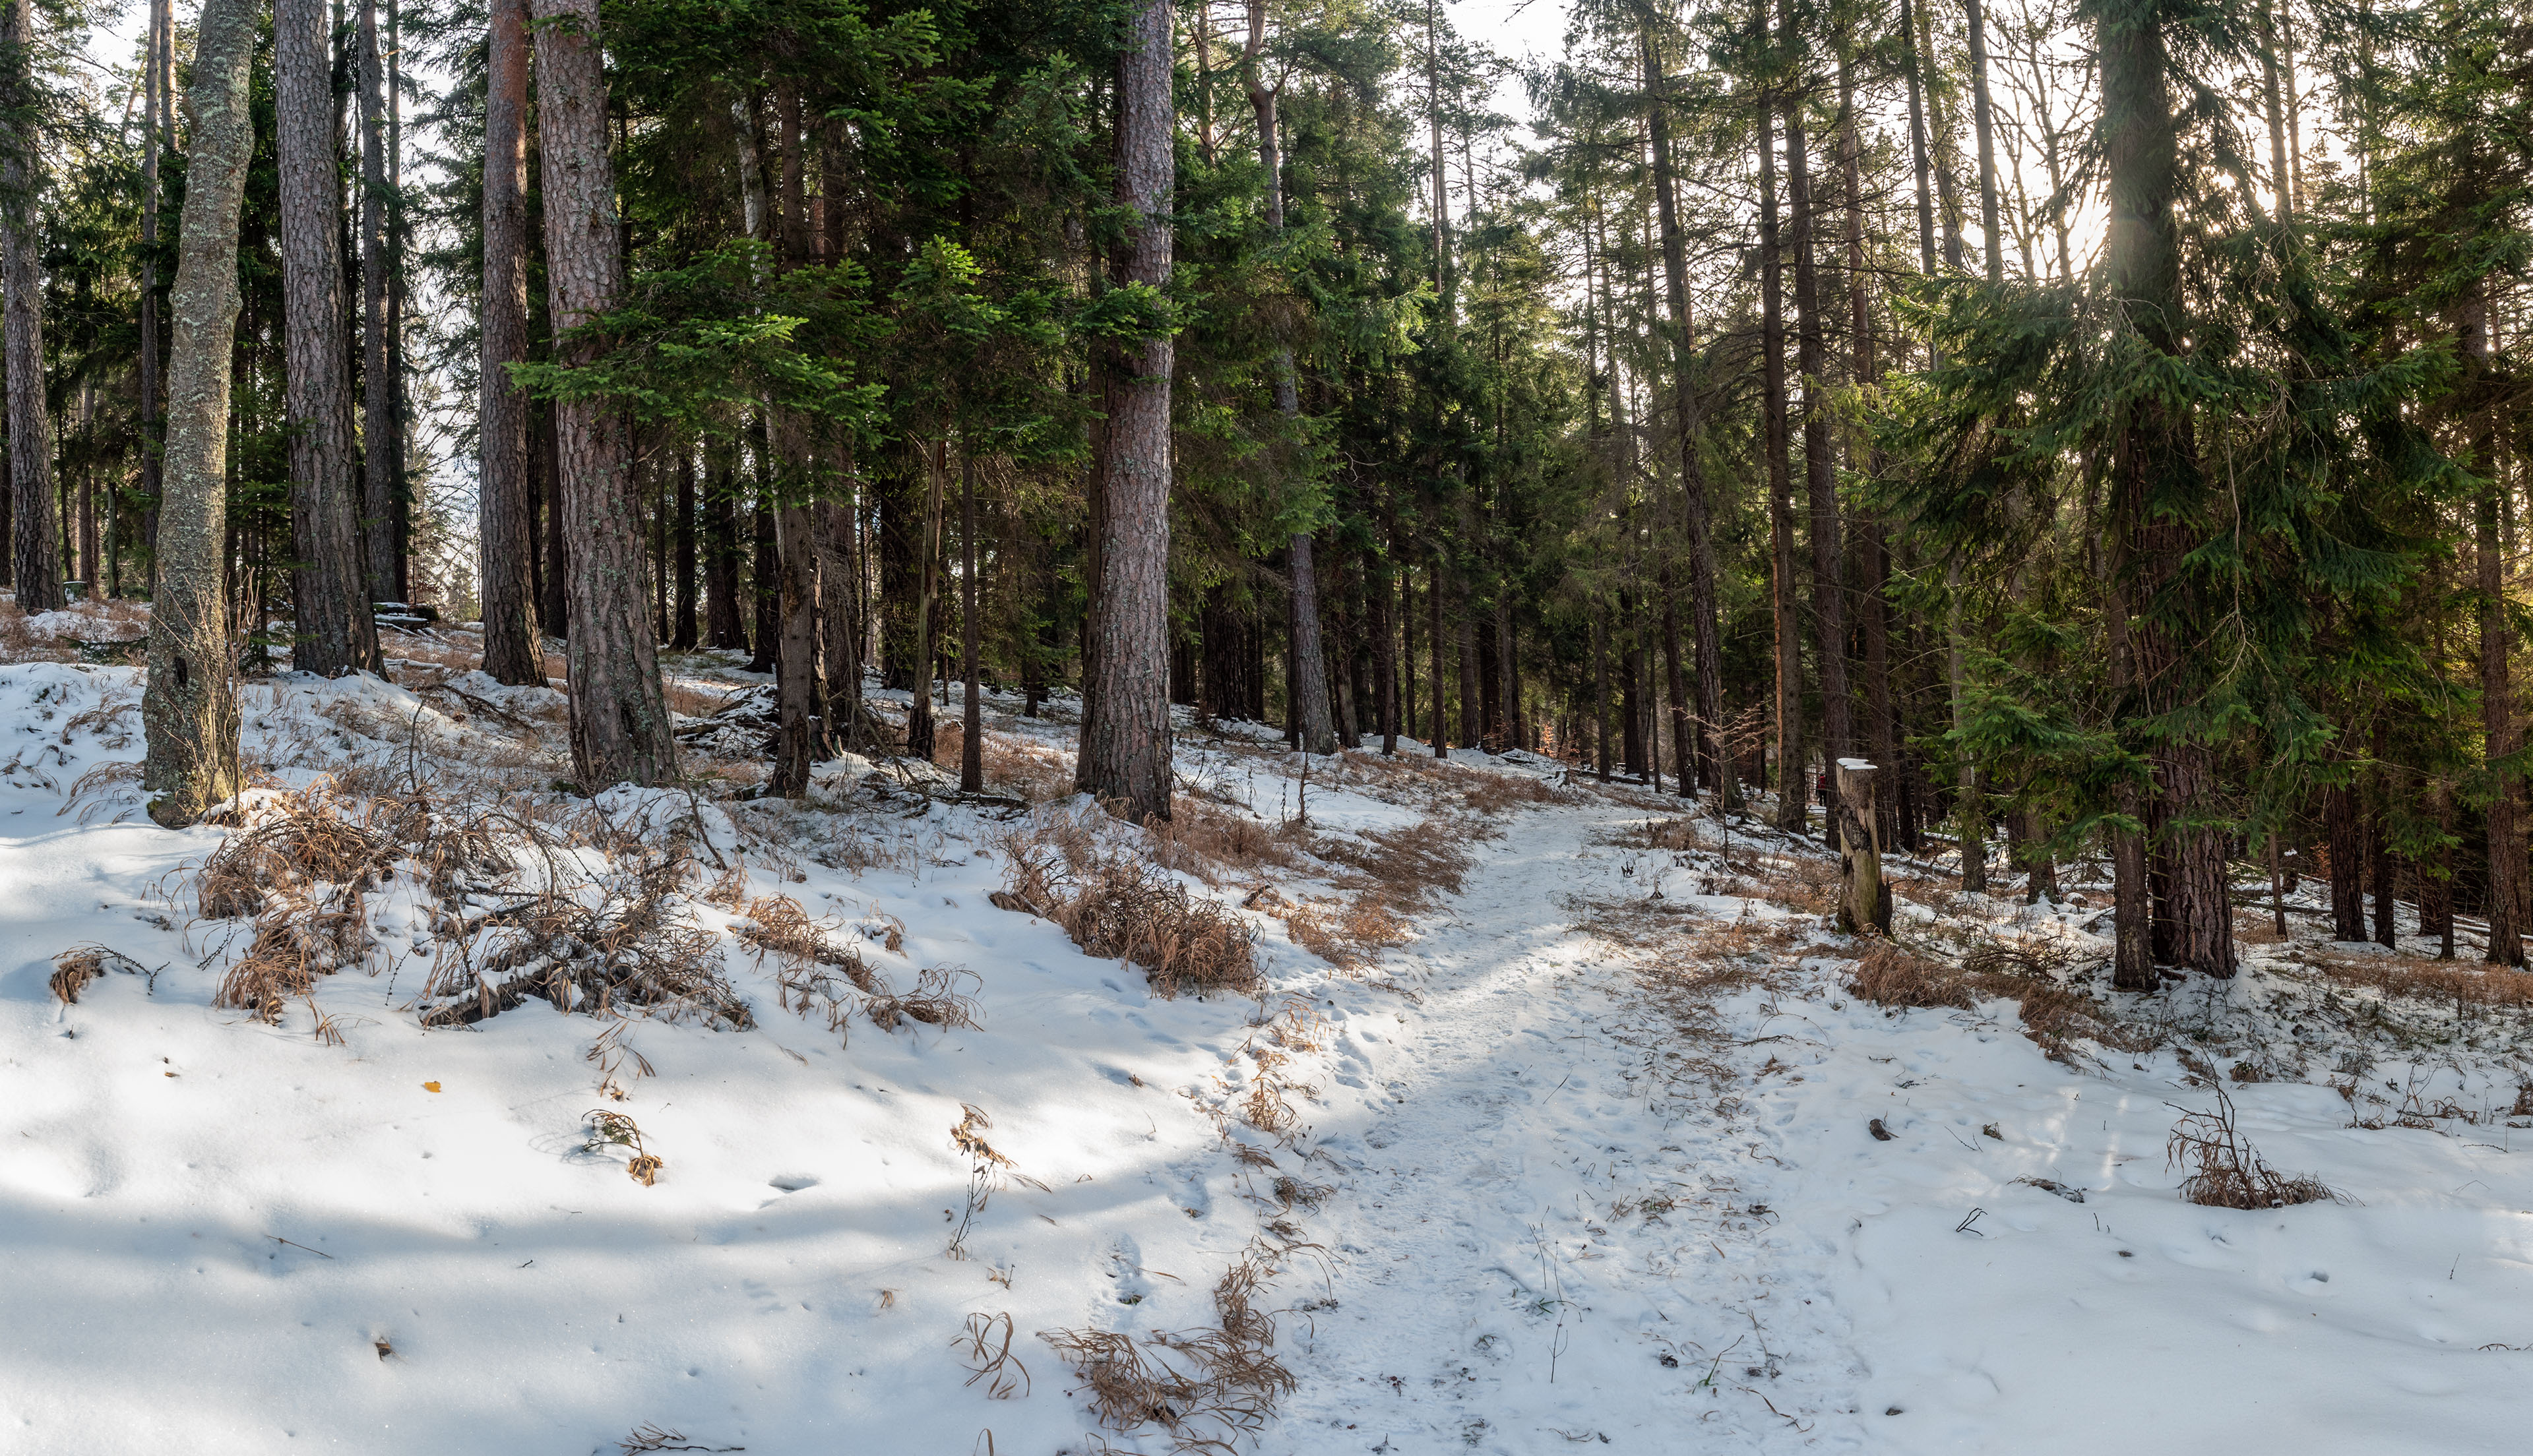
<box><xmin>1282</xmin><ymin>793</ymin><xmax>1828</xmax><ymax>1454</ymax></box>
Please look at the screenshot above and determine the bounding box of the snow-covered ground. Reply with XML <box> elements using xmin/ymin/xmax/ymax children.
<box><xmin>7</xmin><ymin>605</ymin><xmax>2533</xmax><ymax>1454</ymax></box>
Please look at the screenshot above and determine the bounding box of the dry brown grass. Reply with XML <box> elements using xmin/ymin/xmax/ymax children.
<box><xmin>185</xmin><ymin>781</ymin><xmax>751</xmax><ymax>1033</ymax></box>
<box><xmin>956</xmin><ymin>1311</ymin><xmax>1032</xmax><ymax>1400</ymax></box>
<box><xmin>585</xmin><ymin>1108</ymin><xmax>666</xmax><ymax>1186</ymax></box>
<box><xmin>1282</xmin><ymin>895</ymin><xmax>1412</xmax><ymax>971</ymax></box>
<box><xmin>997</xmin><ymin>809</ymin><xmax>1259</xmax><ymax>997</ymax></box>
<box><xmin>380</xmin><ymin>628</ymin><xmax>564</xmax><ymax>686</ymax></box>
<box><xmin>1147</xmin><ymin>798</ymin><xmax>1310</xmax><ymax>884</ymax></box>
<box><xmin>1041</xmin><ymin>1243</ymin><xmax>1298</xmax><ymax>1455</ymax></box>
<box><xmin>663</xmin><ymin>679</ymin><xmax>735</xmax><ymax>719</ymax></box>
<box><xmin>1845</xmin><ymin>940</ymin><xmax>2152</xmax><ymax>1062</ymax></box>
<box><xmin>0</xmin><ymin>598</ymin><xmax>150</xmax><ymax>664</ymax></box>
<box><xmin>2307</xmin><ymin>948</ymin><xmax>2533</xmax><ymax>1010</ymax></box>
<box><xmin>1312</xmin><ymin>820</ymin><xmax>1476</xmax><ymax>908</ymax></box>
<box><xmin>1844</xmin><ymin>942</ymin><xmax>1974</xmax><ymax>1008</ymax></box>
<box><xmin>416</xmin><ymin>843</ymin><xmax>749</xmax><ymax>1031</ymax></box>
<box><xmin>2168</xmin><ymin>1083</ymin><xmax>2340</xmax><ymax>1209</ymax></box>
<box><xmin>736</xmin><ymin>894</ymin><xmax>883</xmax><ymax>996</ymax></box>
<box><xmin>49</xmin><ymin>944</ymin><xmax>145</xmax><ymax>1003</ymax></box>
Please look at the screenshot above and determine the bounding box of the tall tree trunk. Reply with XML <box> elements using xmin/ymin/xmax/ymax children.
<box><xmin>1644</xmin><ymin>25</ymin><xmax>1728</xmax><ymax>806</ymax></box>
<box><xmin>274</xmin><ymin>0</ymin><xmax>379</xmax><ymax>675</ymax></box>
<box><xmin>1244</xmin><ymin>3</ymin><xmax>1336</xmax><ymax>755</ymax></box>
<box><xmin>1371</xmin><ymin>541</ymin><xmax>1398</xmax><ymax>753</ymax></box>
<box><xmin>1591</xmin><ymin>610</ymin><xmax>1611</xmax><ymax>779</ymax></box>
<box><xmin>2102</xmin><ymin>0</ymin><xmax>2228</xmax><ymax>977</ymax></box>
<box><xmin>1429</xmin><ymin>549</ymin><xmax>1448</xmax><ymax>757</ymax></box>
<box><xmin>137</xmin><ymin>0</ymin><xmax>168</xmax><ymax>582</ymax></box>
<box><xmin>1076</xmin><ymin>0</ymin><xmax>1176</xmax><ymax>823</ymax></box>
<box><xmin>673</xmin><ymin>445</ymin><xmax>697</xmax><ymax>648</ymax></box>
<box><xmin>905</xmin><ymin>440</ymin><xmax>946</xmax><ymax>761</ymax></box>
<box><xmin>2478</xmin><ymin>433</ymin><xmax>2522</xmax><ymax>963</ymax></box>
<box><xmin>818</xmin><ymin>494</ymin><xmax>860</xmax><ymax>746</ymax></box>
<box><xmin>706</xmin><ymin>452</ymin><xmax>745</xmax><ymax>650</ymax></box>
<box><xmin>540</xmin><ymin>406</ymin><xmax>567</xmax><ymax>642</ymax></box>
<box><xmin>768</xmin><ymin>82</ymin><xmax>825</xmax><ymax>791</ymax></box>
<box><xmin>1782</xmin><ymin>36</ymin><xmax>1850</xmax><ymax>841</ymax></box>
<box><xmin>2257</xmin><ymin>0</ymin><xmax>2294</xmax><ymax>224</ymax></box>
<box><xmin>359</xmin><ymin>0</ymin><xmax>397</xmax><ymax>601</ymax></box>
<box><xmin>960</xmin><ymin>446</ymin><xmax>983</xmax><ymax>793</ymax></box>
<box><xmin>1</xmin><ymin>0</ymin><xmax>60</xmax><ymax>611</ymax></box>
<box><xmin>1843</xmin><ymin>42</ymin><xmax>1898</xmax><ymax>846</ymax></box>
<box><xmin>748</xmin><ymin>489</ymin><xmax>778</xmax><ymax>674</ymax></box>
<box><xmin>478</xmin><ymin>0</ymin><xmax>542</xmax><ymax>682</ymax></box>
<box><xmin>770</xmin><ymin>495</ymin><xmax>822</xmax><ymax>793</ymax></box>
<box><xmin>1963</xmin><ymin>0</ymin><xmax>2006</xmax><ymax>283</ymax></box>
<box><xmin>531</xmin><ymin>0</ymin><xmax>677</xmax><ymax>787</ymax></box>
<box><xmin>1757</xmin><ymin>84</ymin><xmax>1807</xmax><ymax>832</ymax></box>
<box><xmin>141</xmin><ymin>0</ymin><xmax>256</xmax><ymax>828</ymax></box>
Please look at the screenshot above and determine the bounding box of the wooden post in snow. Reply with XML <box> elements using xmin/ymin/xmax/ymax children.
<box><xmin>1835</xmin><ymin>758</ymin><xmax>1891</xmax><ymax>934</ymax></box>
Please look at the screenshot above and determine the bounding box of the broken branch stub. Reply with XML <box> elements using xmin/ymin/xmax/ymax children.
<box><xmin>1834</xmin><ymin>758</ymin><xmax>1891</xmax><ymax>935</ymax></box>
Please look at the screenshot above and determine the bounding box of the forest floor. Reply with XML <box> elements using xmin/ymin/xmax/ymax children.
<box><xmin>6</xmin><ymin>597</ymin><xmax>2533</xmax><ymax>1454</ymax></box>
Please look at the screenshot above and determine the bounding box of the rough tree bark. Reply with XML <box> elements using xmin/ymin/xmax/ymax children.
<box><xmin>768</xmin><ymin>83</ymin><xmax>825</xmax><ymax>795</ymax></box>
<box><xmin>359</xmin><ymin>0</ymin><xmax>398</xmax><ymax>601</ymax></box>
<box><xmin>141</xmin><ymin>0</ymin><xmax>257</xmax><ymax>827</ymax></box>
<box><xmin>137</xmin><ymin>0</ymin><xmax>168</xmax><ymax>577</ymax></box>
<box><xmin>1757</xmin><ymin>84</ymin><xmax>1807</xmax><ymax>832</ymax></box>
<box><xmin>1843</xmin><ymin>42</ymin><xmax>1900</xmax><ymax>849</ymax></box>
<box><xmin>532</xmin><ymin>0</ymin><xmax>678</xmax><ymax>787</ymax></box>
<box><xmin>478</xmin><ymin>0</ymin><xmax>542</xmax><ymax>682</ymax></box>
<box><xmin>1075</xmin><ymin>0</ymin><xmax>1175</xmax><ymax>822</ymax></box>
<box><xmin>960</xmin><ymin>448</ymin><xmax>982</xmax><ymax>793</ymax></box>
<box><xmin>1243</xmin><ymin>2</ymin><xmax>1334</xmax><ymax>755</ymax></box>
<box><xmin>1</xmin><ymin>0</ymin><xmax>62</xmax><ymax>611</ymax></box>
<box><xmin>2102</xmin><ymin>0</ymin><xmax>2230</xmax><ymax>979</ymax></box>
<box><xmin>706</xmin><ymin>452</ymin><xmax>745</xmax><ymax>650</ymax></box>
<box><xmin>1782</xmin><ymin>30</ymin><xmax>1850</xmax><ymax>842</ymax></box>
<box><xmin>1643</xmin><ymin>26</ymin><xmax>1734</xmax><ymax>808</ymax></box>
<box><xmin>274</xmin><ymin>0</ymin><xmax>379</xmax><ymax>675</ymax></box>
<box><xmin>1964</xmin><ymin>0</ymin><xmax>2007</xmax><ymax>283</ymax></box>
<box><xmin>673</xmin><ymin>447</ymin><xmax>697</xmax><ymax>648</ymax></box>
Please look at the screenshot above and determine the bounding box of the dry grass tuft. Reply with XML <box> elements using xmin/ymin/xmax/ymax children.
<box><xmin>998</xmin><ymin>809</ymin><xmax>1258</xmax><ymax>997</ymax></box>
<box><xmin>1845</xmin><ymin>942</ymin><xmax>1974</xmax><ymax>1009</ymax></box>
<box><xmin>50</xmin><ymin>944</ymin><xmax>146</xmax><ymax>1003</ymax></box>
<box><xmin>956</xmin><ymin>1311</ymin><xmax>1032</xmax><ymax>1400</ymax></box>
<box><xmin>615</xmin><ymin>1422</ymin><xmax>740</xmax><ymax>1455</ymax></box>
<box><xmin>737</xmin><ymin>894</ymin><xmax>882</xmax><ymax>996</ymax></box>
<box><xmin>416</xmin><ymin>843</ymin><xmax>749</xmax><ymax>1031</ymax></box>
<box><xmin>2167</xmin><ymin>1083</ymin><xmax>2340</xmax><ymax>1209</ymax></box>
<box><xmin>867</xmin><ymin>963</ymin><xmax>983</xmax><ymax>1031</ymax></box>
<box><xmin>1282</xmin><ymin>894</ymin><xmax>1412</xmax><ymax>972</ymax></box>
<box><xmin>585</xmin><ymin>1109</ymin><xmax>665</xmax><ymax>1186</ymax></box>
<box><xmin>1041</xmin><ymin>1243</ymin><xmax>1298</xmax><ymax>1455</ymax></box>
<box><xmin>2309</xmin><ymin>948</ymin><xmax>2533</xmax><ymax>1011</ymax></box>
<box><xmin>1313</xmin><ymin>820</ymin><xmax>1475</xmax><ymax>908</ymax></box>
<box><xmin>1846</xmin><ymin>939</ymin><xmax>2150</xmax><ymax>1062</ymax></box>
<box><xmin>1146</xmin><ymin>798</ymin><xmax>1309</xmax><ymax>884</ymax></box>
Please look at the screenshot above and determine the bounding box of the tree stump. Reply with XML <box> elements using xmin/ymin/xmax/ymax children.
<box><xmin>1834</xmin><ymin>758</ymin><xmax>1891</xmax><ymax>934</ymax></box>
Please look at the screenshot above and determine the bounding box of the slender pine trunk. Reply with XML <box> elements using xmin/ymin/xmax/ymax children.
<box><xmin>1075</xmin><ymin>0</ymin><xmax>1175</xmax><ymax>821</ymax></box>
<box><xmin>2</xmin><ymin>0</ymin><xmax>63</xmax><ymax>611</ymax></box>
<box><xmin>1782</xmin><ymin>36</ymin><xmax>1849</xmax><ymax>841</ymax></box>
<box><xmin>141</xmin><ymin>0</ymin><xmax>257</xmax><ymax>827</ymax></box>
<box><xmin>358</xmin><ymin>0</ymin><xmax>398</xmax><ymax>601</ymax></box>
<box><xmin>1757</xmin><ymin>82</ymin><xmax>1807</xmax><ymax>832</ymax></box>
<box><xmin>478</xmin><ymin>0</ymin><xmax>542</xmax><ymax>682</ymax></box>
<box><xmin>532</xmin><ymin>0</ymin><xmax>677</xmax><ymax>787</ymax></box>
<box><xmin>274</xmin><ymin>0</ymin><xmax>379</xmax><ymax>675</ymax></box>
